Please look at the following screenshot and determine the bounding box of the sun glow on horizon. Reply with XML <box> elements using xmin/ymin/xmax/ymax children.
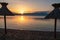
<box><xmin>20</xmin><ymin>10</ymin><xmax>25</xmax><ymax>14</ymax></box>
<box><xmin>8</xmin><ymin>5</ymin><xmax>34</xmax><ymax>14</ymax></box>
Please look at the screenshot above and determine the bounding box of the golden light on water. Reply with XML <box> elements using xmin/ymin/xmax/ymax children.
<box><xmin>20</xmin><ymin>16</ymin><xmax>24</xmax><ymax>21</ymax></box>
<box><xmin>15</xmin><ymin>16</ymin><xmax>29</xmax><ymax>23</ymax></box>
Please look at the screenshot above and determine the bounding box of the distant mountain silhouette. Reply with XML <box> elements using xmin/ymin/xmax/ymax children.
<box><xmin>14</xmin><ymin>11</ymin><xmax>49</xmax><ymax>16</ymax></box>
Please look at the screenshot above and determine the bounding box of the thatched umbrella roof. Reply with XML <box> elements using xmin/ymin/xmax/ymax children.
<box><xmin>45</xmin><ymin>3</ymin><xmax>60</xmax><ymax>19</ymax></box>
<box><xmin>45</xmin><ymin>8</ymin><xmax>60</xmax><ymax>19</ymax></box>
<box><xmin>0</xmin><ymin>2</ymin><xmax>14</xmax><ymax>16</ymax></box>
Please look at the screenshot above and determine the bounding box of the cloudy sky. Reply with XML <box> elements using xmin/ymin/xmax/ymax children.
<box><xmin>0</xmin><ymin>0</ymin><xmax>60</xmax><ymax>13</ymax></box>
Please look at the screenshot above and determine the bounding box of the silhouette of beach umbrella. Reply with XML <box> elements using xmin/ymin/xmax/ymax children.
<box><xmin>45</xmin><ymin>3</ymin><xmax>60</xmax><ymax>39</ymax></box>
<box><xmin>0</xmin><ymin>2</ymin><xmax>14</xmax><ymax>34</ymax></box>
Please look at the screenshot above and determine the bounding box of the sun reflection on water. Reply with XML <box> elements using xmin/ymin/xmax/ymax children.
<box><xmin>20</xmin><ymin>16</ymin><xmax>24</xmax><ymax>21</ymax></box>
<box><xmin>15</xmin><ymin>16</ymin><xmax>30</xmax><ymax>23</ymax></box>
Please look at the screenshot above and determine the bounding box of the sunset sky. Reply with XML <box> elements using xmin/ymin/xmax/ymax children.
<box><xmin>0</xmin><ymin>0</ymin><xmax>60</xmax><ymax>13</ymax></box>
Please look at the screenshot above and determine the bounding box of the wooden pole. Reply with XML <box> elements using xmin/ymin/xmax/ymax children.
<box><xmin>4</xmin><ymin>15</ymin><xmax>7</xmax><ymax>34</ymax></box>
<box><xmin>54</xmin><ymin>18</ymin><xmax>57</xmax><ymax>39</ymax></box>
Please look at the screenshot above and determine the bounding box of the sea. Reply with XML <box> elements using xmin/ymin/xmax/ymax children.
<box><xmin>0</xmin><ymin>15</ymin><xmax>60</xmax><ymax>31</ymax></box>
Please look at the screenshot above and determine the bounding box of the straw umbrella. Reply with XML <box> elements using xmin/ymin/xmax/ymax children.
<box><xmin>45</xmin><ymin>3</ymin><xmax>60</xmax><ymax>39</ymax></box>
<box><xmin>0</xmin><ymin>2</ymin><xmax>14</xmax><ymax>34</ymax></box>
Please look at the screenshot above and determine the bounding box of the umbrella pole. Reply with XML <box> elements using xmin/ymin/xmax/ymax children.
<box><xmin>54</xmin><ymin>18</ymin><xmax>57</xmax><ymax>39</ymax></box>
<box><xmin>4</xmin><ymin>15</ymin><xmax>7</xmax><ymax>34</ymax></box>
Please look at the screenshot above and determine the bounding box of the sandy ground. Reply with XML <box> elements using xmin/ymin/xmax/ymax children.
<box><xmin>0</xmin><ymin>28</ymin><xmax>60</xmax><ymax>40</ymax></box>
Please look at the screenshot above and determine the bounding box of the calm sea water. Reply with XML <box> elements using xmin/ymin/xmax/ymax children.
<box><xmin>0</xmin><ymin>16</ymin><xmax>60</xmax><ymax>31</ymax></box>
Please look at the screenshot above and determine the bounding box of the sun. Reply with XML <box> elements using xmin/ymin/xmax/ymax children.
<box><xmin>19</xmin><ymin>10</ymin><xmax>25</xmax><ymax>14</ymax></box>
<box><xmin>20</xmin><ymin>11</ymin><xmax>24</xmax><ymax>14</ymax></box>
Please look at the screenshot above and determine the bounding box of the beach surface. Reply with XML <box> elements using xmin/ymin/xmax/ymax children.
<box><xmin>0</xmin><ymin>28</ymin><xmax>60</xmax><ymax>40</ymax></box>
